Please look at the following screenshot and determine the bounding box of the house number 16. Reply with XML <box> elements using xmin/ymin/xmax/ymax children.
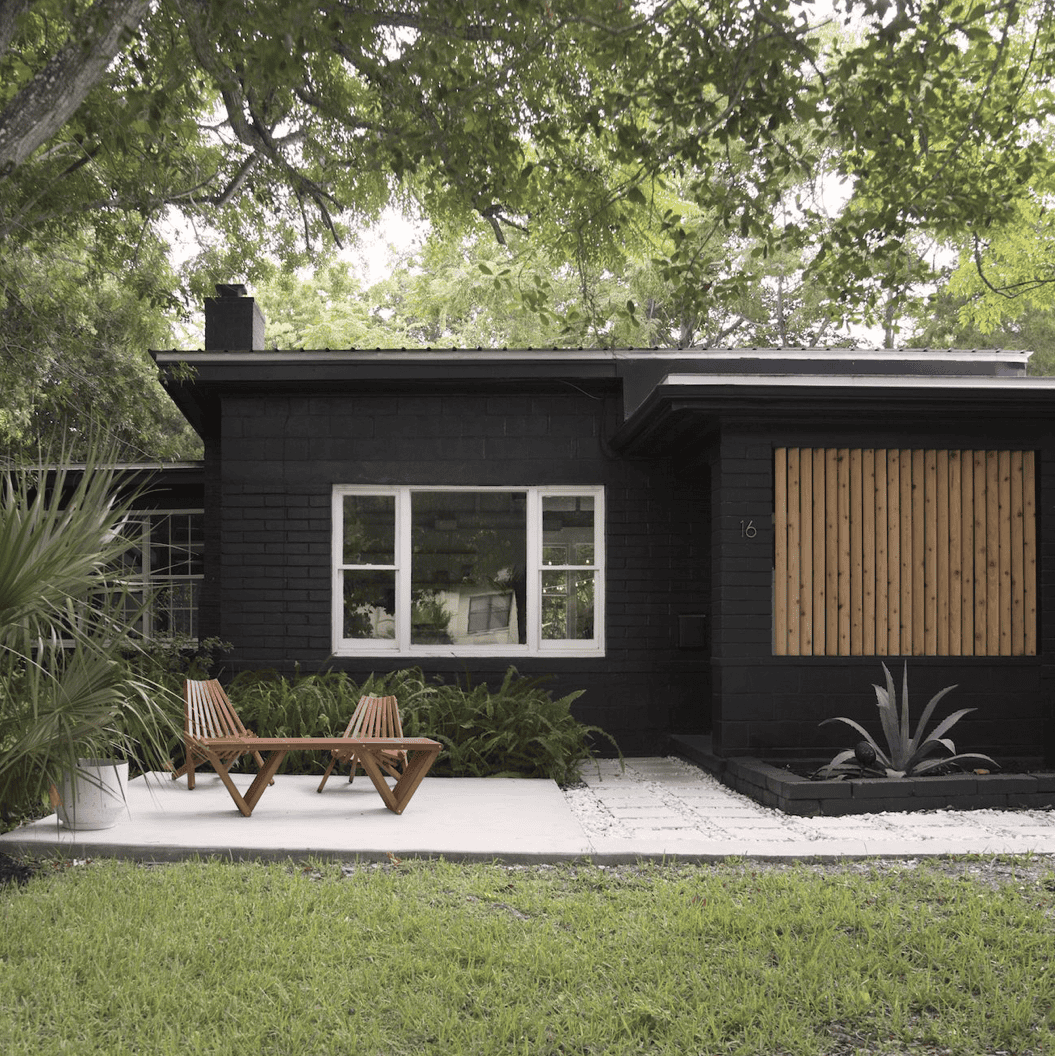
<box><xmin>740</xmin><ymin>519</ymin><xmax>757</xmax><ymax>539</ymax></box>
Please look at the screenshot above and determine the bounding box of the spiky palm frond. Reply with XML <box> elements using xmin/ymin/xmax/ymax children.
<box><xmin>0</xmin><ymin>448</ymin><xmax>180</xmax><ymax>815</ymax></box>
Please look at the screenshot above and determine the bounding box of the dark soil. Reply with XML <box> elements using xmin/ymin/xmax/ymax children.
<box><xmin>0</xmin><ymin>851</ymin><xmax>35</xmax><ymax>886</ymax></box>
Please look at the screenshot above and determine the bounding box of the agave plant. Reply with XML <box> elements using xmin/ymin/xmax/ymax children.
<box><xmin>817</xmin><ymin>662</ymin><xmax>998</xmax><ymax>779</ymax></box>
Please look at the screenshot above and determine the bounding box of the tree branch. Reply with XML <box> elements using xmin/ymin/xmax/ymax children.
<box><xmin>0</xmin><ymin>0</ymin><xmax>150</xmax><ymax>174</ymax></box>
<box><xmin>973</xmin><ymin>235</ymin><xmax>1055</xmax><ymax>297</ymax></box>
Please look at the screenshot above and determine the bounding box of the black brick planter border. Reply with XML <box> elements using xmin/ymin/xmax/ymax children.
<box><xmin>669</xmin><ymin>735</ymin><xmax>1055</xmax><ymax>816</ymax></box>
<box><xmin>723</xmin><ymin>758</ymin><xmax>1055</xmax><ymax>816</ymax></box>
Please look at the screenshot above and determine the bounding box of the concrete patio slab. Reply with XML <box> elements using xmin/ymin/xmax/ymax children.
<box><xmin>3</xmin><ymin>757</ymin><xmax>1055</xmax><ymax>864</ymax></box>
<box><xmin>0</xmin><ymin>770</ymin><xmax>592</xmax><ymax>864</ymax></box>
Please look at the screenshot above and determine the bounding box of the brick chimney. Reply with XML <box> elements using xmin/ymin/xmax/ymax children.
<box><xmin>204</xmin><ymin>283</ymin><xmax>266</xmax><ymax>350</ymax></box>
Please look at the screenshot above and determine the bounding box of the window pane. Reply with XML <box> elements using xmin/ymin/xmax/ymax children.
<box><xmin>155</xmin><ymin>582</ymin><xmax>198</xmax><ymax>637</ymax></box>
<box><xmin>150</xmin><ymin>513</ymin><xmax>204</xmax><ymax>576</ymax></box>
<box><xmin>542</xmin><ymin>570</ymin><xmax>595</xmax><ymax>640</ymax></box>
<box><xmin>411</xmin><ymin>491</ymin><xmax>526</xmax><ymax>645</ymax></box>
<box><xmin>343</xmin><ymin>572</ymin><xmax>395</xmax><ymax>639</ymax></box>
<box><xmin>543</xmin><ymin>496</ymin><xmax>594</xmax><ymax>566</ymax></box>
<box><xmin>116</xmin><ymin>520</ymin><xmax>146</xmax><ymax>575</ymax></box>
<box><xmin>343</xmin><ymin>495</ymin><xmax>394</xmax><ymax>565</ymax></box>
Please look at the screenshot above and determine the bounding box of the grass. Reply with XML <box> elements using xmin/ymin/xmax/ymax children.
<box><xmin>1</xmin><ymin>858</ymin><xmax>1053</xmax><ymax>1055</ymax></box>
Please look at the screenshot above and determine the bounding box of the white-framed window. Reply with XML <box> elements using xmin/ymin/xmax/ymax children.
<box><xmin>332</xmin><ymin>486</ymin><xmax>604</xmax><ymax>656</ymax></box>
<box><xmin>115</xmin><ymin>510</ymin><xmax>204</xmax><ymax>639</ymax></box>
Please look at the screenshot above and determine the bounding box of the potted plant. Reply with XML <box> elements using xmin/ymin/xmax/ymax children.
<box><xmin>0</xmin><ymin>450</ymin><xmax>180</xmax><ymax>828</ymax></box>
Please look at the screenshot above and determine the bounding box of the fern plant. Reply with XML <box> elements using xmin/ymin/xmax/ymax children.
<box><xmin>221</xmin><ymin>665</ymin><xmax>614</xmax><ymax>783</ymax></box>
<box><xmin>400</xmin><ymin>666</ymin><xmax>620</xmax><ymax>784</ymax></box>
<box><xmin>817</xmin><ymin>662</ymin><xmax>998</xmax><ymax>779</ymax></box>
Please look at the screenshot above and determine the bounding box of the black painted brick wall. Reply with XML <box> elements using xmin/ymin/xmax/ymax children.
<box><xmin>204</xmin><ymin>387</ymin><xmax>711</xmax><ymax>754</ymax></box>
<box><xmin>709</xmin><ymin>417</ymin><xmax>1054</xmax><ymax>765</ymax></box>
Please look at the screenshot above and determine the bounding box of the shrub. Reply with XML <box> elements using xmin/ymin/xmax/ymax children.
<box><xmin>227</xmin><ymin>667</ymin><xmax>436</xmax><ymax>775</ymax></box>
<box><xmin>400</xmin><ymin>667</ymin><xmax>620</xmax><ymax>784</ymax></box>
<box><xmin>0</xmin><ymin>454</ymin><xmax>180</xmax><ymax>819</ymax></box>
<box><xmin>221</xmin><ymin>665</ymin><xmax>617</xmax><ymax>783</ymax></box>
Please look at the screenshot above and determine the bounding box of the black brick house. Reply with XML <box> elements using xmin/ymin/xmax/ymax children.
<box><xmin>151</xmin><ymin>287</ymin><xmax>1055</xmax><ymax>763</ymax></box>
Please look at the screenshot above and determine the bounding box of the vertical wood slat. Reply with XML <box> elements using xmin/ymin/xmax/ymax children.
<box><xmin>985</xmin><ymin>450</ymin><xmax>1000</xmax><ymax>655</ymax></box>
<box><xmin>849</xmin><ymin>449</ymin><xmax>863</xmax><ymax>655</ymax></box>
<box><xmin>874</xmin><ymin>450</ymin><xmax>889</xmax><ymax>655</ymax></box>
<box><xmin>973</xmin><ymin>451</ymin><xmax>988</xmax><ymax>654</ymax></box>
<box><xmin>786</xmin><ymin>448</ymin><xmax>801</xmax><ymax>655</ymax></box>
<box><xmin>773</xmin><ymin>447</ymin><xmax>787</xmax><ymax>655</ymax></box>
<box><xmin>837</xmin><ymin>449</ymin><xmax>851</xmax><ymax>654</ymax></box>
<box><xmin>1010</xmin><ymin>450</ymin><xmax>1024</xmax><ymax>656</ymax></box>
<box><xmin>911</xmin><ymin>448</ymin><xmax>925</xmax><ymax>654</ymax></box>
<box><xmin>924</xmin><ymin>450</ymin><xmax>938</xmax><ymax>654</ymax></box>
<box><xmin>936</xmin><ymin>450</ymin><xmax>950</xmax><ymax>655</ymax></box>
<box><xmin>887</xmin><ymin>450</ymin><xmax>901</xmax><ymax>656</ymax></box>
<box><xmin>799</xmin><ymin>449</ymin><xmax>813</xmax><ymax>655</ymax></box>
<box><xmin>862</xmin><ymin>449</ymin><xmax>876</xmax><ymax>656</ymax></box>
<box><xmin>774</xmin><ymin>447</ymin><xmax>1035</xmax><ymax>657</ymax></box>
<box><xmin>1023</xmin><ymin>451</ymin><xmax>1037</xmax><ymax>656</ymax></box>
<box><xmin>961</xmin><ymin>450</ymin><xmax>975</xmax><ymax>654</ymax></box>
<box><xmin>948</xmin><ymin>452</ymin><xmax>963</xmax><ymax>654</ymax></box>
<box><xmin>826</xmin><ymin>449</ymin><xmax>839</xmax><ymax>653</ymax></box>
<box><xmin>813</xmin><ymin>448</ymin><xmax>826</xmax><ymax>656</ymax></box>
<box><xmin>900</xmin><ymin>449</ymin><xmax>914</xmax><ymax>653</ymax></box>
<box><xmin>998</xmin><ymin>449</ymin><xmax>1012</xmax><ymax>656</ymax></box>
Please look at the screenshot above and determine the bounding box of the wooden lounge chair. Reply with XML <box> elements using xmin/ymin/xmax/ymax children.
<box><xmin>317</xmin><ymin>695</ymin><xmax>407</xmax><ymax>792</ymax></box>
<box><xmin>171</xmin><ymin>679</ymin><xmax>270</xmax><ymax>790</ymax></box>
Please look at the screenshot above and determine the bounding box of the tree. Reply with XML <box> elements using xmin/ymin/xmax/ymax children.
<box><xmin>907</xmin><ymin>285</ymin><xmax>1055</xmax><ymax>374</ymax></box>
<box><xmin>1</xmin><ymin>1</ymin><xmax>1054</xmax><ymax>457</ymax></box>
<box><xmin>0</xmin><ymin>238</ymin><xmax>200</xmax><ymax>462</ymax></box>
<box><xmin>939</xmin><ymin>189</ymin><xmax>1055</xmax><ymax>340</ymax></box>
<box><xmin>3</xmin><ymin>1</ymin><xmax>1053</xmax><ymax>313</ymax></box>
<box><xmin>256</xmin><ymin>217</ymin><xmax>864</xmax><ymax>353</ymax></box>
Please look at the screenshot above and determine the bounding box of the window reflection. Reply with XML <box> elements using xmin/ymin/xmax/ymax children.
<box><xmin>410</xmin><ymin>491</ymin><xmax>526</xmax><ymax>645</ymax></box>
<box><xmin>343</xmin><ymin>572</ymin><xmax>396</xmax><ymax>639</ymax></box>
<box><xmin>343</xmin><ymin>494</ymin><xmax>394</xmax><ymax>564</ymax></box>
<box><xmin>541</xmin><ymin>496</ymin><xmax>596</xmax><ymax>641</ymax></box>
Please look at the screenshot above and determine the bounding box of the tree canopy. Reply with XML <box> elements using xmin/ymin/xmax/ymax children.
<box><xmin>5</xmin><ymin>1</ymin><xmax>1054</xmax><ymax>288</ymax></box>
<box><xmin>2</xmin><ymin>1</ymin><xmax>1055</xmax><ymax>456</ymax></box>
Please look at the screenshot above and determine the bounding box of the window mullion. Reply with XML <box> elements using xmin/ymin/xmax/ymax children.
<box><xmin>396</xmin><ymin>490</ymin><xmax>412</xmax><ymax>649</ymax></box>
<box><xmin>526</xmin><ymin>489</ymin><xmax>540</xmax><ymax>651</ymax></box>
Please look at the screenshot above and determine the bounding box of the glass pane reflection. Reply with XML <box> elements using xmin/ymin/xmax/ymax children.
<box><xmin>411</xmin><ymin>491</ymin><xmax>526</xmax><ymax>645</ymax></box>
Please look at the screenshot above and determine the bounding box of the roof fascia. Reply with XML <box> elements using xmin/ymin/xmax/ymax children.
<box><xmin>613</xmin><ymin>373</ymin><xmax>1055</xmax><ymax>453</ymax></box>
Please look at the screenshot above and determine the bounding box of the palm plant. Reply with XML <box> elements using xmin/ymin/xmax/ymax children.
<box><xmin>817</xmin><ymin>662</ymin><xmax>998</xmax><ymax>779</ymax></box>
<box><xmin>0</xmin><ymin>451</ymin><xmax>180</xmax><ymax>818</ymax></box>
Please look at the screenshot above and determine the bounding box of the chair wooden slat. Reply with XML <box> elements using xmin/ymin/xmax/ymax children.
<box><xmin>316</xmin><ymin>695</ymin><xmax>408</xmax><ymax>792</ymax></box>
<box><xmin>170</xmin><ymin>679</ymin><xmax>268</xmax><ymax>789</ymax></box>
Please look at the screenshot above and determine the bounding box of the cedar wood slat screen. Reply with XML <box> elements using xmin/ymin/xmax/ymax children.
<box><xmin>774</xmin><ymin>449</ymin><xmax>1036</xmax><ymax>656</ymax></box>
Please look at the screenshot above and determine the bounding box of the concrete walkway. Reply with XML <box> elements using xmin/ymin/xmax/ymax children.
<box><xmin>3</xmin><ymin>757</ymin><xmax>1055</xmax><ymax>864</ymax></box>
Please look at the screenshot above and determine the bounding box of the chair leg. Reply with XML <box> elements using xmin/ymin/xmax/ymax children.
<box><xmin>248</xmin><ymin>751</ymin><xmax>274</xmax><ymax>786</ymax></box>
<box><xmin>317</xmin><ymin>754</ymin><xmax>338</xmax><ymax>793</ymax></box>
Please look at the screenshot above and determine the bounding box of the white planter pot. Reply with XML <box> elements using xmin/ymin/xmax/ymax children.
<box><xmin>56</xmin><ymin>758</ymin><xmax>129</xmax><ymax>830</ymax></box>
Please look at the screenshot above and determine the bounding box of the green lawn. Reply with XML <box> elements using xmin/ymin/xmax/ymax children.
<box><xmin>1</xmin><ymin>856</ymin><xmax>1052</xmax><ymax>1055</ymax></box>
